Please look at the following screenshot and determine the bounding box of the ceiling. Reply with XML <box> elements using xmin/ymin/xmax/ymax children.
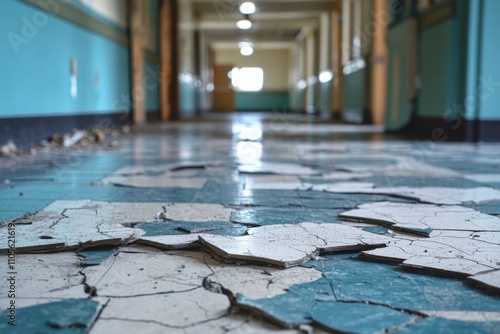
<box><xmin>191</xmin><ymin>0</ymin><xmax>337</xmax><ymax>46</ymax></box>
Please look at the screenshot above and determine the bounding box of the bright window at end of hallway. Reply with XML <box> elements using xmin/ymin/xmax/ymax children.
<box><xmin>231</xmin><ymin>67</ymin><xmax>263</xmax><ymax>92</ymax></box>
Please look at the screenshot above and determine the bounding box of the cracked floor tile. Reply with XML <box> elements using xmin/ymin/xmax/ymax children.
<box><xmin>314</xmin><ymin>183</ymin><xmax>500</xmax><ymax>205</ymax></box>
<box><xmin>0</xmin><ymin>299</ymin><xmax>100</xmax><ymax>333</ymax></box>
<box><xmin>467</xmin><ymin>270</ymin><xmax>500</xmax><ymax>294</ymax></box>
<box><xmin>0</xmin><ymin>252</ymin><xmax>87</xmax><ymax>307</ymax></box>
<box><xmin>0</xmin><ymin>205</ymin><xmax>143</xmax><ymax>254</ymax></box>
<box><xmin>238</xmin><ymin>162</ymin><xmax>320</xmax><ymax>176</ymax></box>
<box><xmin>310</xmin><ymin>301</ymin><xmax>416</xmax><ymax>334</ymax></box>
<box><xmin>102</xmin><ymin>175</ymin><xmax>208</xmax><ymax>188</ymax></box>
<box><xmin>82</xmin><ymin>249</ymin><xmax>322</xmax><ymax>333</ymax></box>
<box><xmin>230</xmin><ymin>207</ymin><xmax>343</xmax><ymax>226</ymax></box>
<box><xmin>396</xmin><ymin>317</ymin><xmax>500</xmax><ymax>334</ymax></box>
<box><xmin>464</xmin><ymin>174</ymin><xmax>500</xmax><ymax>184</ymax></box>
<box><xmin>199</xmin><ymin>223</ymin><xmax>391</xmax><ymax>268</ymax></box>
<box><xmin>0</xmin><ymin>200</ymin><xmax>231</xmax><ymax>253</ymax></box>
<box><xmin>361</xmin><ymin>230</ymin><xmax>500</xmax><ymax>277</ymax></box>
<box><xmin>134</xmin><ymin>220</ymin><xmax>246</xmax><ymax>250</ymax></box>
<box><xmin>90</xmin><ymin>312</ymin><xmax>306</xmax><ymax>334</ymax></box>
<box><xmin>78</xmin><ymin>249</ymin><xmax>118</xmax><ymax>267</ymax></box>
<box><xmin>243</xmin><ymin>175</ymin><xmax>306</xmax><ymax>190</ymax></box>
<box><xmin>340</xmin><ymin>202</ymin><xmax>500</xmax><ymax>236</ymax></box>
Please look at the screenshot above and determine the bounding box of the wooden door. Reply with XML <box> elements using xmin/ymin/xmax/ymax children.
<box><xmin>213</xmin><ymin>64</ymin><xmax>235</xmax><ymax>112</ymax></box>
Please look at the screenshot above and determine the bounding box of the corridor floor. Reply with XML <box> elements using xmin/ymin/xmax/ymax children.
<box><xmin>1</xmin><ymin>113</ymin><xmax>500</xmax><ymax>333</ymax></box>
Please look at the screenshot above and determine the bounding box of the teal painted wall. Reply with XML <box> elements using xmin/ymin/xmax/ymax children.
<box><xmin>295</xmin><ymin>88</ymin><xmax>305</xmax><ymax>112</ymax></box>
<box><xmin>384</xmin><ymin>21</ymin><xmax>414</xmax><ymax>130</ymax></box>
<box><xmin>0</xmin><ymin>0</ymin><xmax>130</xmax><ymax>118</ymax></box>
<box><xmin>145</xmin><ymin>61</ymin><xmax>160</xmax><ymax>114</ymax></box>
<box><xmin>418</xmin><ymin>19</ymin><xmax>458</xmax><ymax>118</ymax></box>
<box><xmin>320</xmin><ymin>80</ymin><xmax>332</xmax><ymax>113</ymax></box>
<box><xmin>306</xmin><ymin>82</ymin><xmax>318</xmax><ymax>112</ymax></box>
<box><xmin>179</xmin><ymin>77</ymin><xmax>197</xmax><ymax>116</ymax></box>
<box><xmin>236</xmin><ymin>91</ymin><xmax>289</xmax><ymax>111</ymax></box>
<box><xmin>343</xmin><ymin>68</ymin><xmax>365</xmax><ymax>111</ymax></box>
<box><xmin>477</xmin><ymin>0</ymin><xmax>500</xmax><ymax>120</ymax></box>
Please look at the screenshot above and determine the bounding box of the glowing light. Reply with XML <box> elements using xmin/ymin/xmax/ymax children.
<box><xmin>297</xmin><ymin>80</ymin><xmax>307</xmax><ymax>90</ymax></box>
<box><xmin>240</xmin><ymin>46</ymin><xmax>254</xmax><ymax>56</ymax></box>
<box><xmin>319</xmin><ymin>70</ymin><xmax>333</xmax><ymax>83</ymax></box>
<box><xmin>236</xmin><ymin>19</ymin><xmax>252</xmax><ymax>29</ymax></box>
<box><xmin>239</xmin><ymin>2</ymin><xmax>256</xmax><ymax>14</ymax></box>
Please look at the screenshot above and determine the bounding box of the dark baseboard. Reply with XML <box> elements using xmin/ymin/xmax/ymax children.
<box><xmin>397</xmin><ymin>116</ymin><xmax>500</xmax><ymax>142</ymax></box>
<box><xmin>410</xmin><ymin>116</ymin><xmax>467</xmax><ymax>142</ymax></box>
<box><xmin>474</xmin><ymin>119</ymin><xmax>500</xmax><ymax>142</ymax></box>
<box><xmin>0</xmin><ymin>111</ymin><xmax>130</xmax><ymax>148</ymax></box>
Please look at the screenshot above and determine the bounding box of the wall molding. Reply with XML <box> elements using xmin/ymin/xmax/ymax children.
<box><xmin>20</xmin><ymin>0</ymin><xmax>129</xmax><ymax>45</ymax></box>
<box><xmin>419</xmin><ymin>1</ymin><xmax>455</xmax><ymax>29</ymax></box>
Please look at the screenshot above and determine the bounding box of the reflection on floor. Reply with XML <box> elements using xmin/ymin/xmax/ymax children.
<box><xmin>1</xmin><ymin>113</ymin><xmax>500</xmax><ymax>333</ymax></box>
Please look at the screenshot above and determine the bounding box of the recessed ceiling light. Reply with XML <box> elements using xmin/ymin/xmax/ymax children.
<box><xmin>238</xmin><ymin>41</ymin><xmax>254</xmax><ymax>49</ymax></box>
<box><xmin>319</xmin><ymin>70</ymin><xmax>334</xmax><ymax>83</ymax></box>
<box><xmin>240</xmin><ymin>46</ymin><xmax>254</xmax><ymax>56</ymax></box>
<box><xmin>239</xmin><ymin>2</ymin><xmax>256</xmax><ymax>15</ymax></box>
<box><xmin>236</xmin><ymin>19</ymin><xmax>252</xmax><ymax>30</ymax></box>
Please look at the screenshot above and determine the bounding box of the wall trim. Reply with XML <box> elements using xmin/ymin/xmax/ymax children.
<box><xmin>20</xmin><ymin>0</ymin><xmax>129</xmax><ymax>45</ymax></box>
<box><xmin>419</xmin><ymin>1</ymin><xmax>455</xmax><ymax>29</ymax></box>
<box><xmin>0</xmin><ymin>112</ymin><xmax>129</xmax><ymax>148</ymax></box>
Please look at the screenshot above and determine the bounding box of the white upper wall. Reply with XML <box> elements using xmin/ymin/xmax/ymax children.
<box><xmin>77</xmin><ymin>0</ymin><xmax>128</xmax><ymax>28</ymax></box>
<box><xmin>214</xmin><ymin>49</ymin><xmax>291</xmax><ymax>91</ymax></box>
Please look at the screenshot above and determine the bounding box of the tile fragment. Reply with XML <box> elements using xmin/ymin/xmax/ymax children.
<box><xmin>396</xmin><ymin>317</ymin><xmax>500</xmax><ymax>334</ymax></box>
<box><xmin>362</xmin><ymin>231</ymin><xmax>500</xmax><ymax>277</ymax></box>
<box><xmin>340</xmin><ymin>202</ymin><xmax>500</xmax><ymax>236</ymax></box>
<box><xmin>310</xmin><ymin>302</ymin><xmax>416</xmax><ymax>334</ymax></box>
<box><xmin>314</xmin><ymin>183</ymin><xmax>500</xmax><ymax>205</ymax></box>
<box><xmin>467</xmin><ymin>270</ymin><xmax>500</xmax><ymax>294</ymax></box>
<box><xmin>199</xmin><ymin>223</ymin><xmax>391</xmax><ymax>268</ymax></box>
<box><xmin>0</xmin><ymin>299</ymin><xmax>100</xmax><ymax>333</ymax></box>
<box><xmin>238</xmin><ymin>162</ymin><xmax>319</xmax><ymax>176</ymax></box>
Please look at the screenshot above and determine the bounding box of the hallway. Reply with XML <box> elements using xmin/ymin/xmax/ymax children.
<box><xmin>1</xmin><ymin>113</ymin><xmax>500</xmax><ymax>333</ymax></box>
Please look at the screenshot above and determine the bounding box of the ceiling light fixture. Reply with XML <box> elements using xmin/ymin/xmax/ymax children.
<box><xmin>236</xmin><ymin>19</ymin><xmax>252</xmax><ymax>30</ymax></box>
<box><xmin>239</xmin><ymin>2</ymin><xmax>256</xmax><ymax>15</ymax></box>
<box><xmin>240</xmin><ymin>46</ymin><xmax>254</xmax><ymax>56</ymax></box>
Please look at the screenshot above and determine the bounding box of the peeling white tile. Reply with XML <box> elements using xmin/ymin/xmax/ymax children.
<box><xmin>362</xmin><ymin>231</ymin><xmax>500</xmax><ymax>276</ymax></box>
<box><xmin>137</xmin><ymin>234</ymin><xmax>201</xmax><ymax>250</ymax></box>
<box><xmin>467</xmin><ymin>270</ymin><xmax>500</xmax><ymax>293</ymax></box>
<box><xmin>243</xmin><ymin>175</ymin><xmax>306</xmax><ymax>190</ymax></box>
<box><xmin>0</xmin><ymin>252</ymin><xmax>86</xmax><ymax>307</ymax></box>
<box><xmin>98</xmin><ymin>289</ymin><xmax>229</xmax><ymax>328</ymax></box>
<box><xmin>309</xmin><ymin>171</ymin><xmax>373</xmax><ymax>181</ymax></box>
<box><xmin>0</xmin><ymin>201</ymin><xmax>230</xmax><ymax>253</ymax></box>
<box><xmin>83</xmin><ymin>251</ymin><xmax>212</xmax><ymax>297</ymax></box>
<box><xmin>238</xmin><ymin>163</ymin><xmax>319</xmax><ymax>176</ymax></box>
<box><xmin>46</xmin><ymin>200</ymin><xmax>231</xmax><ymax>223</ymax></box>
<box><xmin>199</xmin><ymin>223</ymin><xmax>391</xmax><ymax>268</ymax></box>
<box><xmin>109</xmin><ymin>161</ymin><xmax>227</xmax><ymax>176</ymax></box>
<box><xmin>340</xmin><ymin>202</ymin><xmax>500</xmax><ymax>235</ymax></box>
<box><xmin>102</xmin><ymin>175</ymin><xmax>207</xmax><ymax>188</ymax></box>
<box><xmin>0</xmin><ymin>207</ymin><xmax>143</xmax><ymax>253</ymax></box>
<box><xmin>90</xmin><ymin>313</ymin><xmax>303</xmax><ymax>334</ymax></box>
<box><xmin>207</xmin><ymin>261</ymin><xmax>322</xmax><ymax>300</ymax></box>
<box><xmin>315</xmin><ymin>183</ymin><xmax>500</xmax><ymax>205</ymax></box>
<box><xmin>464</xmin><ymin>174</ymin><xmax>500</xmax><ymax>184</ymax></box>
